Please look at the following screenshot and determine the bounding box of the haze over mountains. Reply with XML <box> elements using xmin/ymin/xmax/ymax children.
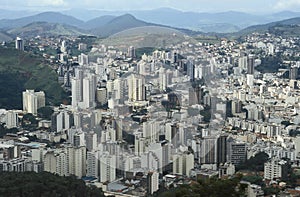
<box><xmin>2</xmin><ymin>8</ymin><xmax>300</xmax><ymax>41</ymax></box>
<box><xmin>3</xmin><ymin>8</ymin><xmax>300</xmax><ymax>32</ymax></box>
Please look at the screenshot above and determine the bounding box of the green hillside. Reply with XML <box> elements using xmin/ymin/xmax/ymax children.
<box><xmin>0</xmin><ymin>47</ymin><xmax>69</xmax><ymax>110</ymax></box>
<box><xmin>8</xmin><ymin>22</ymin><xmax>86</xmax><ymax>38</ymax></box>
<box><xmin>231</xmin><ymin>17</ymin><xmax>300</xmax><ymax>38</ymax></box>
<box><xmin>0</xmin><ymin>171</ymin><xmax>104</xmax><ymax>197</ymax></box>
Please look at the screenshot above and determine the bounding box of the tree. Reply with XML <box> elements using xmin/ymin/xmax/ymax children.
<box><xmin>237</xmin><ymin>152</ymin><xmax>269</xmax><ymax>172</ymax></box>
<box><xmin>0</xmin><ymin>172</ymin><xmax>105</xmax><ymax>197</ymax></box>
<box><xmin>37</xmin><ymin>106</ymin><xmax>54</xmax><ymax>120</ymax></box>
<box><xmin>159</xmin><ymin>176</ymin><xmax>246</xmax><ymax>197</ymax></box>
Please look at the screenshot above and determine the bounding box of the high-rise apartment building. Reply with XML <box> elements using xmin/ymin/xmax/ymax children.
<box><xmin>99</xmin><ymin>152</ymin><xmax>116</xmax><ymax>183</ymax></box>
<box><xmin>127</xmin><ymin>74</ymin><xmax>146</xmax><ymax>102</ymax></box>
<box><xmin>22</xmin><ymin>90</ymin><xmax>45</xmax><ymax>115</ymax></box>
<box><xmin>173</xmin><ymin>151</ymin><xmax>194</xmax><ymax>176</ymax></box>
<box><xmin>5</xmin><ymin>110</ymin><xmax>18</xmax><ymax>129</ymax></box>
<box><xmin>15</xmin><ymin>37</ymin><xmax>24</xmax><ymax>50</ymax></box>
<box><xmin>147</xmin><ymin>171</ymin><xmax>159</xmax><ymax>195</ymax></box>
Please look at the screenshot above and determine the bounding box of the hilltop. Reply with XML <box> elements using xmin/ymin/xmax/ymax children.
<box><xmin>233</xmin><ymin>17</ymin><xmax>300</xmax><ymax>37</ymax></box>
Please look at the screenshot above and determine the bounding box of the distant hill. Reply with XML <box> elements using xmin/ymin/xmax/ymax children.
<box><xmin>8</xmin><ymin>22</ymin><xmax>87</xmax><ymax>38</ymax></box>
<box><xmin>0</xmin><ymin>12</ymin><xmax>198</xmax><ymax>38</ymax></box>
<box><xmin>61</xmin><ymin>8</ymin><xmax>300</xmax><ymax>33</ymax></box>
<box><xmin>236</xmin><ymin>17</ymin><xmax>300</xmax><ymax>36</ymax></box>
<box><xmin>0</xmin><ymin>31</ymin><xmax>12</xmax><ymax>42</ymax></box>
<box><xmin>0</xmin><ymin>12</ymin><xmax>84</xmax><ymax>30</ymax></box>
<box><xmin>83</xmin><ymin>15</ymin><xmax>116</xmax><ymax>29</ymax></box>
<box><xmin>98</xmin><ymin>26</ymin><xmax>196</xmax><ymax>50</ymax></box>
<box><xmin>90</xmin><ymin>14</ymin><xmax>153</xmax><ymax>37</ymax></box>
<box><xmin>2</xmin><ymin>9</ymin><xmax>300</xmax><ymax>33</ymax></box>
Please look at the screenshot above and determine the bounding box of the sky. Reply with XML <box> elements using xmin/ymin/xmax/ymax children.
<box><xmin>2</xmin><ymin>0</ymin><xmax>300</xmax><ymax>13</ymax></box>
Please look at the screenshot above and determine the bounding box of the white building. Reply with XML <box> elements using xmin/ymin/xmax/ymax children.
<box><xmin>173</xmin><ymin>151</ymin><xmax>194</xmax><ymax>176</ymax></box>
<box><xmin>15</xmin><ymin>37</ymin><xmax>24</xmax><ymax>50</ymax></box>
<box><xmin>143</xmin><ymin>120</ymin><xmax>159</xmax><ymax>143</ymax></box>
<box><xmin>68</xmin><ymin>146</ymin><xmax>87</xmax><ymax>178</ymax></box>
<box><xmin>147</xmin><ymin>171</ymin><xmax>159</xmax><ymax>195</ymax></box>
<box><xmin>127</xmin><ymin>74</ymin><xmax>146</xmax><ymax>102</ymax></box>
<box><xmin>5</xmin><ymin>110</ymin><xmax>18</xmax><ymax>129</ymax></box>
<box><xmin>264</xmin><ymin>158</ymin><xmax>288</xmax><ymax>180</ymax></box>
<box><xmin>82</xmin><ymin>74</ymin><xmax>97</xmax><ymax>109</ymax></box>
<box><xmin>86</xmin><ymin>151</ymin><xmax>98</xmax><ymax>178</ymax></box>
<box><xmin>22</xmin><ymin>90</ymin><xmax>45</xmax><ymax>115</ymax></box>
<box><xmin>99</xmin><ymin>152</ymin><xmax>116</xmax><ymax>183</ymax></box>
<box><xmin>71</xmin><ymin>77</ymin><xmax>83</xmax><ymax>107</ymax></box>
<box><xmin>78</xmin><ymin>53</ymin><xmax>89</xmax><ymax>66</ymax></box>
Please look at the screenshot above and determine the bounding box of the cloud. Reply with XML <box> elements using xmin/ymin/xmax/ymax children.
<box><xmin>27</xmin><ymin>0</ymin><xmax>67</xmax><ymax>7</ymax></box>
<box><xmin>274</xmin><ymin>0</ymin><xmax>300</xmax><ymax>10</ymax></box>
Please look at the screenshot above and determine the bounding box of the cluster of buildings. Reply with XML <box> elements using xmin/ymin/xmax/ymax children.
<box><xmin>1</xmin><ymin>31</ymin><xmax>300</xmax><ymax>196</ymax></box>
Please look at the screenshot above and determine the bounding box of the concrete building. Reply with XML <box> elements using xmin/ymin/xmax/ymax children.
<box><xmin>264</xmin><ymin>158</ymin><xmax>289</xmax><ymax>180</ymax></box>
<box><xmin>51</xmin><ymin>110</ymin><xmax>74</xmax><ymax>132</ymax></box>
<box><xmin>86</xmin><ymin>151</ymin><xmax>98</xmax><ymax>178</ymax></box>
<box><xmin>147</xmin><ymin>171</ymin><xmax>159</xmax><ymax>195</ymax></box>
<box><xmin>22</xmin><ymin>90</ymin><xmax>45</xmax><ymax>115</ymax></box>
<box><xmin>5</xmin><ymin>110</ymin><xmax>18</xmax><ymax>129</ymax></box>
<box><xmin>127</xmin><ymin>74</ymin><xmax>146</xmax><ymax>102</ymax></box>
<box><xmin>99</xmin><ymin>152</ymin><xmax>116</xmax><ymax>183</ymax></box>
<box><xmin>200</xmin><ymin>136</ymin><xmax>218</xmax><ymax>165</ymax></box>
<box><xmin>0</xmin><ymin>158</ymin><xmax>27</xmax><ymax>172</ymax></box>
<box><xmin>15</xmin><ymin>37</ymin><xmax>24</xmax><ymax>50</ymax></box>
<box><xmin>228</xmin><ymin>141</ymin><xmax>247</xmax><ymax>166</ymax></box>
<box><xmin>173</xmin><ymin>151</ymin><xmax>194</xmax><ymax>176</ymax></box>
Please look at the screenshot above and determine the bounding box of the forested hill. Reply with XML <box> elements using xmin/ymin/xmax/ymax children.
<box><xmin>0</xmin><ymin>47</ymin><xmax>69</xmax><ymax>109</ymax></box>
<box><xmin>0</xmin><ymin>171</ymin><xmax>104</xmax><ymax>197</ymax></box>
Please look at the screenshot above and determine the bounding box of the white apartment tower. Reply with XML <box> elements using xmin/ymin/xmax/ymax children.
<box><xmin>72</xmin><ymin>70</ymin><xmax>96</xmax><ymax>109</ymax></box>
<box><xmin>82</xmin><ymin>74</ymin><xmax>97</xmax><ymax>109</ymax></box>
<box><xmin>173</xmin><ymin>151</ymin><xmax>194</xmax><ymax>176</ymax></box>
<box><xmin>22</xmin><ymin>90</ymin><xmax>45</xmax><ymax>115</ymax></box>
<box><xmin>86</xmin><ymin>151</ymin><xmax>98</xmax><ymax>178</ymax></box>
<box><xmin>127</xmin><ymin>74</ymin><xmax>146</xmax><ymax>102</ymax></box>
<box><xmin>99</xmin><ymin>152</ymin><xmax>116</xmax><ymax>183</ymax></box>
<box><xmin>5</xmin><ymin>110</ymin><xmax>18</xmax><ymax>129</ymax></box>
<box><xmin>147</xmin><ymin>171</ymin><xmax>159</xmax><ymax>195</ymax></box>
<box><xmin>15</xmin><ymin>37</ymin><xmax>24</xmax><ymax>50</ymax></box>
<box><xmin>264</xmin><ymin>158</ymin><xmax>288</xmax><ymax>180</ymax></box>
<box><xmin>143</xmin><ymin>120</ymin><xmax>160</xmax><ymax>143</ymax></box>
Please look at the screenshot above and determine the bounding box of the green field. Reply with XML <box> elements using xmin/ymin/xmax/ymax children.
<box><xmin>0</xmin><ymin>47</ymin><xmax>69</xmax><ymax>109</ymax></box>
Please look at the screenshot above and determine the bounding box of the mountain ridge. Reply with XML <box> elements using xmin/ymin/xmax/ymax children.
<box><xmin>2</xmin><ymin>9</ymin><xmax>300</xmax><ymax>33</ymax></box>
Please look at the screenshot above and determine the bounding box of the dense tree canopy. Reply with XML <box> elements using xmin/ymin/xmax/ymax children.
<box><xmin>0</xmin><ymin>172</ymin><xmax>104</xmax><ymax>197</ymax></box>
<box><xmin>159</xmin><ymin>176</ymin><xmax>247</xmax><ymax>197</ymax></box>
<box><xmin>37</xmin><ymin>106</ymin><xmax>54</xmax><ymax>120</ymax></box>
<box><xmin>237</xmin><ymin>152</ymin><xmax>269</xmax><ymax>172</ymax></box>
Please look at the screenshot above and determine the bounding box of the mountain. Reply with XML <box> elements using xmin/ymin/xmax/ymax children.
<box><xmin>91</xmin><ymin>14</ymin><xmax>153</xmax><ymax>37</ymax></box>
<box><xmin>62</xmin><ymin>8</ymin><xmax>300</xmax><ymax>33</ymax></box>
<box><xmin>237</xmin><ymin>17</ymin><xmax>300</xmax><ymax>36</ymax></box>
<box><xmin>0</xmin><ymin>12</ymin><xmax>84</xmax><ymax>30</ymax></box>
<box><xmin>0</xmin><ymin>12</ymin><xmax>195</xmax><ymax>39</ymax></box>
<box><xmin>131</xmin><ymin>9</ymin><xmax>259</xmax><ymax>30</ymax></box>
<box><xmin>271</xmin><ymin>11</ymin><xmax>300</xmax><ymax>20</ymax></box>
<box><xmin>0</xmin><ymin>32</ymin><xmax>12</xmax><ymax>42</ymax></box>
<box><xmin>98</xmin><ymin>26</ymin><xmax>195</xmax><ymax>50</ymax></box>
<box><xmin>83</xmin><ymin>15</ymin><xmax>116</xmax><ymax>29</ymax></box>
<box><xmin>7</xmin><ymin>22</ymin><xmax>87</xmax><ymax>38</ymax></box>
<box><xmin>3</xmin><ymin>8</ymin><xmax>300</xmax><ymax>33</ymax></box>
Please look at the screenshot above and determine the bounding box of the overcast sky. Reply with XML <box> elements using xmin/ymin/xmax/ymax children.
<box><xmin>2</xmin><ymin>0</ymin><xmax>300</xmax><ymax>13</ymax></box>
